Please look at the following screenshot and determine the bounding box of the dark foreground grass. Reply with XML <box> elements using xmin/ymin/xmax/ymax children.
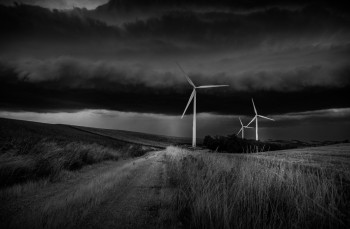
<box><xmin>0</xmin><ymin>159</ymin><xmax>141</xmax><ymax>229</ymax></box>
<box><xmin>166</xmin><ymin>146</ymin><xmax>350</xmax><ymax>229</ymax></box>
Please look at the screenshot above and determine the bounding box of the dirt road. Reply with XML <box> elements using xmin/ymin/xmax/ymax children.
<box><xmin>79</xmin><ymin>150</ymin><xmax>174</xmax><ymax>229</ymax></box>
<box><xmin>1</xmin><ymin>150</ymin><xmax>177</xmax><ymax>229</ymax></box>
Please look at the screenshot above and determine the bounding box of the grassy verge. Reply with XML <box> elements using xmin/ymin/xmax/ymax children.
<box><xmin>0</xmin><ymin>140</ymin><xmax>121</xmax><ymax>187</ymax></box>
<box><xmin>166</xmin><ymin>146</ymin><xmax>349</xmax><ymax>229</ymax></box>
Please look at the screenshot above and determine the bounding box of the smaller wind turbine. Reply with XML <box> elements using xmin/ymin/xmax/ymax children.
<box><xmin>247</xmin><ymin>98</ymin><xmax>274</xmax><ymax>141</ymax></box>
<box><xmin>237</xmin><ymin>117</ymin><xmax>252</xmax><ymax>139</ymax></box>
<box><xmin>177</xmin><ymin>63</ymin><xmax>229</xmax><ymax>147</ymax></box>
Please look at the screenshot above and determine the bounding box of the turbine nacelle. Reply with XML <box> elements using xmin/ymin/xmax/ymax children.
<box><xmin>178</xmin><ymin>62</ymin><xmax>229</xmax><ymax>119</ymax></box>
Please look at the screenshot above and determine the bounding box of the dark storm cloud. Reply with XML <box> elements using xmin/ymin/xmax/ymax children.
<box><xmin>0</xmin><ymin>0</ymin><xmax>109</xmax><ymax>9</ymax></box>
<box><xmin>2</xmin><ymin>3</ymin><xmax>349</xmax><ymax>50</ymax></box>
<box><xmin>2</xmin><ymin>0</ymin><xmax>349</xmax><ymax>11</ymax></box>
<box><xmin>122</xmin><ymin>5</ymin><xmax>350</xmax><ymax>44</ymax></box>
<box><xmin>1</xmin><ymin>57</ymin><xmax>350</xmax><ymax>115</ymax></box>
<box><xmin>2</xmin><ymin>3</ymin><xmax>350</xmax><ymax>75</ymax></box>
<box><xmin>0</xmin><ymin>3</ymin><xmax>349</xmax><ymax>116</ymax></box>
<box><xmin>5</xmin><ymin>56</ymin><xmax>350</xmax><ymax>92</ymax></box>
<box><xmin>228</xmin><ymin>64</ymin><xmax>350</xmax><ymax>91</ymax></box>
<box><xmin>0</xmin><ymin>4</ymin><xmax>120</xmax><ymax>43</ymax></box>
<box><xmin>96</xmin><ymin>0</ymin><xmax>350</xmax><ymax>11</ymax></box>
<box><xmin>9</xmin><ymin>57</ymin><xmax>181</xmax><ymax>88</ymax></box>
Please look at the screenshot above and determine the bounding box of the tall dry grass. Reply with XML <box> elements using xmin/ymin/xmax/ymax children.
<box><xmin>0</xmin><ymin>118</ymin><xmax>152</xmax><ymax>188</ymax></box>
<box><xmin>0</xmin><ymin>140</ymin><xmax>121</xmax><ymax>187</ymax></box>
<box><xmin>166</xmin><ymin>146</ymin><xmax>349</xmax><ymax>229</ymax></box>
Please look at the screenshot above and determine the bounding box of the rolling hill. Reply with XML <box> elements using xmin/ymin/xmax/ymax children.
<box><xmin>0</xmin><ymin>117</ymin><xmax>192</xmax><ymax>149</ymax></box>
<box><xmin>70</xmin><ymin>125</ymin><xmax>193</xmax><ymax>148</ymax></box>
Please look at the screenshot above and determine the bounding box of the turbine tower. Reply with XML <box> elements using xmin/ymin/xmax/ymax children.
<box><xmin>247</xmin><ymin>98</ymin><xmax>274</xmax><ymax>141</ymax></box>
<box><xmin>177</xmin><ymin>63</ymin><xmax>229</xmax><ymax>147</ymax></box>
<box><xmin>237</xmin><ymin>117</ymin><xmax>252</xmax><ymax>139</ymax></box>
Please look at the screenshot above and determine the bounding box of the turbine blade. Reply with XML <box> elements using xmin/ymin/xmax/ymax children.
<box><xmin>181</xmin><ymin>89</ymin><xmax>195</xmax><ymax>119</ymax></box>
<box><xmin>252</xmin><ymin>98</ymin><xmax>257</xmax><ymax>115</ymax></box>
<box><xmin>196</xmin><ymin>85</ymin><xmax>229</xmax><ymax>88</ymax></box>
<box><xmin>258</xmin><ymin>115</ymin><xmax>275</xmax><ymax>121</ymax></box>
<box><xmin>252</xmin><ymin>98</ymin><xmax>258</xmax><ymax>115</ymax></box>
<box><xmin>176</xmin><ymin>62</ymin><xmax>195</xmax><ymax>87</ymax></box>
<box><xmin>237</xmin><ymin>128</ymin><xmax>242</xmax><ymax>135</ymax></box>
<box><xmin>239</xmin><ymin>117</ymin><xmax>243</xmax><ymax>126</ymax></box>
<box><xmin>246</xmin><ymin>116</ymin><xmax>256</xmax><ymax>127</ymax></box>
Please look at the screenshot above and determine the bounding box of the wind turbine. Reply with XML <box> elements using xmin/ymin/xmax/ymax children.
<box><xmin>237</xmin><ymin>117</ymin><xmax>252</xmax><ymax>139</ymax></box>
<box><xmin>247</xmin><ymin>98</ymin><xmax>274</xmax><ymax>141</ymax></box>
<box><xmin>177</xmin><ymin>63</ymin><xmax>229</xmax><ymax>147</ymax></box>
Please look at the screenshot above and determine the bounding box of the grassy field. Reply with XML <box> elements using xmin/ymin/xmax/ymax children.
<box><xmin>1</xmin><ymin>117</ymin><xmax>349</xmax><ymax>228</ymax></box>
<box><xmin>165</xmin><ymin>145</ymin><xmax>350</xmax><ymax>229</ymax></box>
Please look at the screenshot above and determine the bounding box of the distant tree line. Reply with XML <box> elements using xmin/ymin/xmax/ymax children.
<box><xmin>203</xmin><ymin>135</ymin><xmax>291</xmax><ymax>153</ymax></box>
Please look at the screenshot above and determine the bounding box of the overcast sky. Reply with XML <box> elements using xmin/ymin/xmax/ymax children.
<box><xmin>0</xmin><ymin>0</ymin><xmax>349</xmax><ymax>140</ymax></box>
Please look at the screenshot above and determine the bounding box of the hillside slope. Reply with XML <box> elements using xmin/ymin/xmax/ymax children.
<box><xmin>72</xmin><ymin>125</ymin><xmax>192</xmax><ymax>148</ymax></box>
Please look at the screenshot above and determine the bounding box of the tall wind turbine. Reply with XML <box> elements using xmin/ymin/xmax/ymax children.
<box><xmin>247</xmin><ymin>98</ymin><xmax>274</xmax><ymax>141</ymax></box>
<box><xmin>177</xmin><ymin>63</ymin><xmax>229</xmax><ymax>147</ymax></box>
<box><xmin>237</xmin><ymin>117</ymin><xmax>252</xmax><ymax>139</ymax></box>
